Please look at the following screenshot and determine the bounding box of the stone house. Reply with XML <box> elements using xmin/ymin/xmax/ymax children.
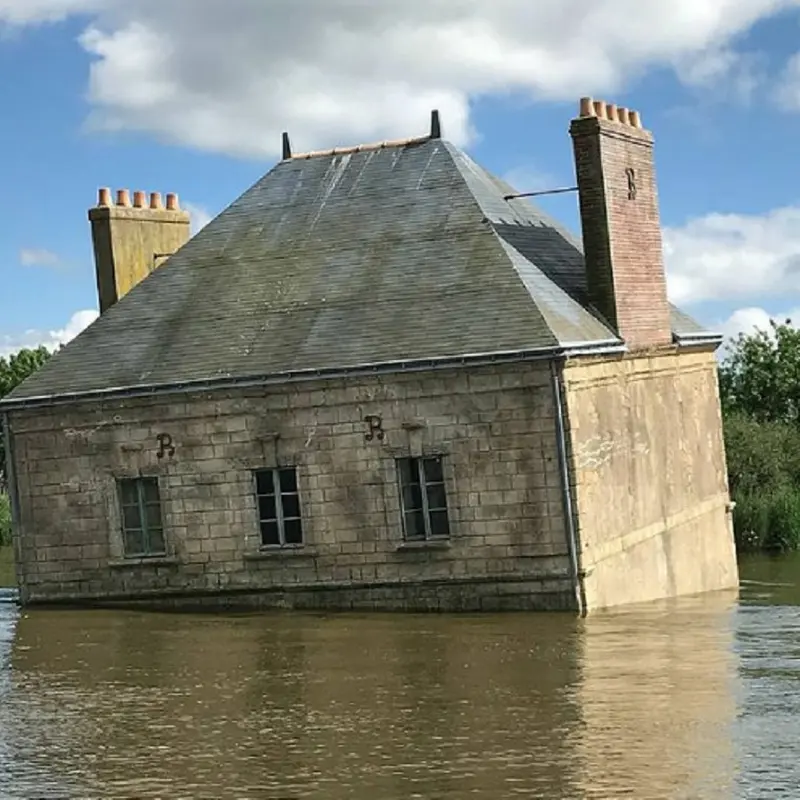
<box><xmin>0</xmin><ymin>97</ymin><xmax>739</xmax><ymax>613</ymax></box>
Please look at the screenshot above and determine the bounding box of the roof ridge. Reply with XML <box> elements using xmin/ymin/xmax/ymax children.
<box><xmin>284</xmin><ymin>110</ymin><xmax>443</xmax><ymax>161</ymax></box>
<box><xmin>288</xmin><ymin>134</ymin><xmax>432</xmax><ymax>161</ymax></box>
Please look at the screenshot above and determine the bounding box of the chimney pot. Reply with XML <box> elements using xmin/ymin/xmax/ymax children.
<box><xmin>579</xmin><ymin>97</ymin><xmax>595</xmax><ymax>117</ymax></box>
<box><xmin>150</xmin><ymin>192</ymin><xmax>163</xmax><ymax>210</ymax></box>
<box><xmin>166</xmin><ymin>193</ymin><xmax>179</xmax><ymax>211</ymax></box>
<box><xmin>116</xmin><ymin>189</ymin><xmax>131</xmax><ymax>207</ymax></box>
<box><xmin>606</xmin><ymin>103</ymin><xmax>619</xmax><ymax>123</ymax></box>
<box><xmin>629</xmin><ymin>109</ymin><xmax>642</xmax><ymax>129</ymax></box>
<box><xmin>133</xmin><ymin>190</ymin><xmax>146</xmax><ymax>208</ymax></box>
<box><xmin>593</xmin><ymin>100</ymin><xmax>607</xmax><ymax>120</ymax></box>
<box><xmin>617</xmin><ymin>107</ymin><xmax>630</xmax><ymax>125</ymax></box>
<box><xmin>97</xmin><ymin>188</ymin><xmax>112</xmax><ymax>207</ymax></box>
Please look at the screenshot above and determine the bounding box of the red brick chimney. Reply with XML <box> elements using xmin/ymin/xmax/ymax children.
<box><xmin>569</xmin><ymin>97</ymin><xmax>672</xmax><ymax>350</ymax></box>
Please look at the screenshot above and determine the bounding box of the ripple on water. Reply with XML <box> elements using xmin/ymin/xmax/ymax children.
<box><xmin>0</xmin><ymin>569</ymin><xmax>797</xmax><ymax>799</ymax></box>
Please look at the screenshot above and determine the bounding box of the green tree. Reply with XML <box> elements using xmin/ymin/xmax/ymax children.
<box><xmin>719</xmin><ymin>319</ymin><xmax>800</xmax><ymax>552</ymax></box>
<box><xmin>0</xmin><ymin>346</ymin><xmax>51</xmax><ymax>489</ymax></box>
<box><xmin>719</xmin><ymin>318</ymin><xmax>800</xmax><ymax>424</ymax></box>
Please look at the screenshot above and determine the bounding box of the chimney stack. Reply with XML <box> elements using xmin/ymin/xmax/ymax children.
<box><xmin>89</xmin><ymin>187</ymin><xmax>191</xmax><ymax>314</ymax></box>
<box><xmin>570</xmin><ymin>98</ymin><xmax>671</xmax><ymax>350</ymax></box>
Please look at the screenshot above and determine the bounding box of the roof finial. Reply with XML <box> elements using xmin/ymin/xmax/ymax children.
<box><xmin>430</xmin><ymin>109</ymin><xmax>442</xmax><ymax>139</ymax></box>
<box><xmin>282</xmin><ymin>132</ymin><xmax>292</xmax><ymax>160</ymax></box>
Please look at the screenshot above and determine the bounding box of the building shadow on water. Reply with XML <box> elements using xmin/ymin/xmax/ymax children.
<box><xmin>0</xmin><ymin>591</ymin><xmax>741</xmax><ymax>799</ymax></box>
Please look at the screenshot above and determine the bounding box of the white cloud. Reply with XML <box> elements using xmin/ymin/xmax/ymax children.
<box><xmin>0</xmin><ymin>309</ymin><xmax>99</xmax><ymax>359</ymax></box>
<box><xmin>0</xmin><ymin>0</ymin><xmax>100</xmax><ymax>26</ymax></box>
<box><xmin>716</xmin><ymin>305</ymin><xmax>800</xmax><ymax>357</ymax></box>
<box><xmin>501</xmin><ymin>165</ymin><xmax>560</xmax><ymax>194</ymax></box>
<box><xmin>19</xmin><ymin>247</ymin><xmax>61</xmax><ymax>267</ymax></box>
<box><xmin>676</xmin><ymin>47</ymin><xmax>765</xmax><ymax>103</ymax></box>
<box><xmin>774</xmin><ymin>51</ymin><xmax>800</xmax><ymax>109</ymax></box>
<box><xmin>2</xmin><ymin>0</ymin><xmax>800</xmax><ymax>158</ymax></box>
<box><xmin>719</xmin><ymin>306</ymin><xmax>775</xmax><ymax>341</ymax></box>
<box><xmin>664</xmin><ymin>206</ymin><xmax>800</xmax><ymax>306</ymax></box>
<box><xmin>184</xmin><ymin>202</ymin><xmax>213</xmax><ymax>235</ymax></box>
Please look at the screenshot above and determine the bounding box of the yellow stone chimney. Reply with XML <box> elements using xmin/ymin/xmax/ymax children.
<box><xmin>89</xmin><ymin>187</ymin><xmax>191</xmax><ymax>314</ymax></box>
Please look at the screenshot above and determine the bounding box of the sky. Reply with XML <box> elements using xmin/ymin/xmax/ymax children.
<box><xmin>2</xmin><ymin>0</ymin><xmax>800</xmax><ymax>358</ymax></box>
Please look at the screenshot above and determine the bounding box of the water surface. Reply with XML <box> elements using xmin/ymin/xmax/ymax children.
<box><xmin>0</xmin><ymin>552</ymin><xmax>797</xmax><ymax>799</ymax></box>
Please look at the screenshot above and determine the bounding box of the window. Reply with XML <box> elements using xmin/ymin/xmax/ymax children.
<box><xmin>254</xmin><ymin>468</ymin><xmax>303</xmax><ymax>547</ymax></box>
<box><xmin>118</xmin><ymin>477</ymin><xmax>166</xmax><ymax>558</ymax></box>
<box><xmin>397</xmin><ymin>456</ymin><xmax>450</xmax><ymax>541</ymax></box>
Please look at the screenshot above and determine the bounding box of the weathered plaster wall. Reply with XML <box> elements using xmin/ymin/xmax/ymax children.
<box><xmin>563</xmin><ymin>349</ymin><xmax>739</xmax><ymax>610</ymax></box>
<box><xmin>9</xmin><ymin>363</ymin><xmax>574</xmax><ymax>611</ymax></box>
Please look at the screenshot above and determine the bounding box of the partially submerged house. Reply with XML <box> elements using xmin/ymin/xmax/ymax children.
<box><xmin>0</xmin><ymin>98</ymin><xmax>739</xmax><ymax>612</ymax></box>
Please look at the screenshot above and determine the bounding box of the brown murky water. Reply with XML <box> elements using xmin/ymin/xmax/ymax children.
<box><xmin>0</xmin><ymin>552</ymin><xmax>798</xmax><ymax>799</ymax></box>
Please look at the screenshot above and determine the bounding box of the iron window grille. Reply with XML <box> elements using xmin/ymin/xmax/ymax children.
<box><xmin>254</xmin><ymin>468</ymin><xmax>303</xmax><ymax>547</ymax></box>
<box><xmin>397</xmin><ymin>456</ymin><xmax>451</xmax><ymax>541</ymax></box>
<box><xmin>118</xmin><ymin>477</ymin><xmax>166</xmax><ymax>557</ymax></box>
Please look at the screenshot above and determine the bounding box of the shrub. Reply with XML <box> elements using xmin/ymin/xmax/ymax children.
<box><xmin>723</xmin><ymin>412</ymin><xmax>800</xmax><ymax>495</ymax></box>
<box><xmin>723</xmin><ymin>412</ymin><xmax>800</xmax><ymax>553</ymax></box>
<box><xmin>0</xmin><ymin>493</ymin><xmax>10</xmax><ymax>547</ymax></box>
<box><xmin>733</xmin><ymin>486</ymin><xmax>800</xmax><ymax>553</ymax></box>
<box><xmin>764</xmin><ymin>487</ymin><xmax>800</xmax><ymax>552</ymax></box>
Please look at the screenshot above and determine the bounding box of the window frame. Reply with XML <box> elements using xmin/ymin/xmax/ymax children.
<box><xmin>396</xmin><ymin>455</ymin><xmax>451</xmax><ymax>542</ymax></box>
<box><xmin>253</xmin><ymin>467</ymin><xmax>304</xmax><ymax>549</ymax></box>
<box><xmin>117</xmin><ymin>476</ymin><xmax>167</xmax><ymax>558</ymax></box>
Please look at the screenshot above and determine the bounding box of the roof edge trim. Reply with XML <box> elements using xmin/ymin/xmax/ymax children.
<box><xmin>673</xmin><ymin>331</ymin><xmax>725</xmax><ymax>350</ymax></box>
<box><xmin>1</xmin><ymin>340</ymin><xmax>624</xmax><ymax>411</ymax></box>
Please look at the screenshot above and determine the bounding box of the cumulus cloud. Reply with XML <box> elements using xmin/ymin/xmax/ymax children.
<box><xmin>2</xmin><ymin>0</ymin><xmax>800</xmax><ymax>157</ymax></box>
<box><xmin>0</xmin><ymin>0</ymin><xmax>100</xmax><ymax>25</ymax></box>
<box><xmin>676</xmin><ymin>47</ymin><xmax>765</xmax><ymax>103</ymax></box>
<box><xmin>774</xmin><ymin>51</ymin><xmax>800</xmax><ymax>109</ymax></box>
<box><xmin>502</xmin><ymin>164</ymin><xmax>561</xmax><ymax>194</ymax></box>
<box><xmin>663</xmin><ymin>206</ymin><xmax>800</xmax><ymax>306</ymax></box>
<box><xmin>184</xmin><ymin>202</ymin><xmax>213</xmax><ymax>235</ymax></box>
<box><xmin>718</xmin><ymin>307</ymin><xmax>775</xmax><ymax>341</ymax></box>
<box><xmin>715</xmin><ymin>306</ymin><xmax>800</xmax><ymax>357</ymax></box>
<box><xmin>0</xmin><ymin>309</ymin><xmax>99</xmax><ymax>359</ymax></box>
<box><xmin>19</xmin><ymin>248</ymin><xmax>61</xmax><ymax>268</ymax></box>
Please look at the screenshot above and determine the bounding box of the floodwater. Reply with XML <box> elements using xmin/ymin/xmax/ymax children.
<box><xmin>0</xmin><ymin>554</ymin><xmax>798</xmax><ymax>799</ymax></box>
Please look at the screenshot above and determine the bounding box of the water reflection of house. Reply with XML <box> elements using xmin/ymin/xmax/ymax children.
<box><xmin>0</xmin><ymin>98</ymin><xmax>738</xmax><ymax>612</ymax></box>
<box><xmin>3</xmin><ymin>600</ymin><xmax>740</xmax><ymax>798</ymax></box>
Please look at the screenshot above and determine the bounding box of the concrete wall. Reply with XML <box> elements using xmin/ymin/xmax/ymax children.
<box><xmin>8</xmin><ymin>362</ymin><xmax>575</xmax><ymax>611</ymax></box>
<box><xmin>563</xmin><ymin>348</ymin><xmax>739</xmax><ymax>610</ymax></box>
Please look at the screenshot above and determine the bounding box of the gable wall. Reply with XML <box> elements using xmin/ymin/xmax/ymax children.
<box><xmin>563</xmin><ymin>348</ymin><xmax>739</xmax><ymax>610</ymax></box>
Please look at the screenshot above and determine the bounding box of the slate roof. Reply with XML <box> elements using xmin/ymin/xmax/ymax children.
<box><xmin>5</xmin><ymin>136</ymin><xmax>716</xmax><ymax>404</ymax></box>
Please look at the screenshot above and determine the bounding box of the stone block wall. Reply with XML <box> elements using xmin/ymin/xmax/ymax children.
<box><xmin>8</xmin><ymin>362</ymin><xmax>575</xmax><ymax>611</ymax></box>
<box><xmin>563</xmin><ymin>348</ymin><xmax>739</xmax><ymax>610</ymax></box>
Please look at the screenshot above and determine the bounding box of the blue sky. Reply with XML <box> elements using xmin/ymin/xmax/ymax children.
<box><xmin>2</xmin><ymin>0</ymin><xmax>800</xmax><ymax>356</ymax></box>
